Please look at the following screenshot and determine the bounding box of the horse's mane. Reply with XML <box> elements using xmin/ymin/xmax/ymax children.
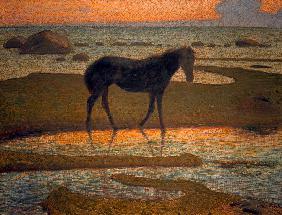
<box><xmin>142</xmin><ymin>46</ymin><xmax>194</xmax><ymax>62</ymax></box>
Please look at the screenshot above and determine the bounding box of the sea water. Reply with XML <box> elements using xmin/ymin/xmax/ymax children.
<box><xmin>0</xmin><ymin>26</ymin><xmax>281</xmax><ymax>81</ymax></box>
<box><xmin>0</xmin><ymin>127</ymin><xmax>281</xmax><ymax>214</ymax></box>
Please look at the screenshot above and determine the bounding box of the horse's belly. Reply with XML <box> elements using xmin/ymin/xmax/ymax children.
<box><xmin>116</xmin><ymin>81</ymin><xmax>149</xmax><ymax>92</ymax></box>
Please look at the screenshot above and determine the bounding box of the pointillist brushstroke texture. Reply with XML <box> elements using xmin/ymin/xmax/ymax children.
<box><xmin>0</xmin><ymin>0</ymin><xmax>281</xmax><ymax>26</ymax></box>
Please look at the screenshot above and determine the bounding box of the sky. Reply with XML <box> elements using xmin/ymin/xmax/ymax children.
<box><xmin>0</xmin><ymin>0</ymin><xmax>281</xmax><ymax>27</ymax></box>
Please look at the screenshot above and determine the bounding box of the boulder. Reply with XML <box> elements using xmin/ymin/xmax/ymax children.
<box><xmin>72</xmin><ymin>53</ymin><xmax>89</xmax><ymax>62</ymax></box>
<box><xmin>235</xmin><ymin>38</ymin><xmax>264</xmax><ymax>47</ymax></box>
<box><xmin>3</xmin><ymin>36</ymin><xmax>26</xmax><ymax>49</ymax></box>
<box><xmin>20</xmin><ymin>30</ymin><xmax>72</xmax><ymax>54</ymax></box>
<box><xmin>191</xmin><ymin>41</ymin><xmax>204</xmax><ymax>47</ymax></box>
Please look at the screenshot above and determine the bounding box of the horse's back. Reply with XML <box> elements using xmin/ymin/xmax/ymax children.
<box><xmin>84</xmin><ymin>55</ymin><xmax>169</xmax><ymax>93</ymax></box>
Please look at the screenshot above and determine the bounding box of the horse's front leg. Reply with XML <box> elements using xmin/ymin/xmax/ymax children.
<box><xmin>139</xmin><ymin>93</ymin><xmax>155</xmax><ymax>139</ymax></box>
<box><xmin>156</xmin><ymin>93</ymin><xmax>166</xmax><ymax>156</ymax></box>
<box><xmin>138</xmin><ymin>93</ymin><xmax>156</xmax><ymax>155</ymax></box>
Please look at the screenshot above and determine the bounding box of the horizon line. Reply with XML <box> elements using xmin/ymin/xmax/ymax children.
<box><xmin>0</xmin><ymin>22</ymin><xmax>281</xmax><ymax>29</ymax></box>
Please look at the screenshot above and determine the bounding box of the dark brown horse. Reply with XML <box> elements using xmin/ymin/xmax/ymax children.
<box><xmin>84</xmin><ymin>46</ymin><xmax>195</xmax><ymax>152</ymax></box>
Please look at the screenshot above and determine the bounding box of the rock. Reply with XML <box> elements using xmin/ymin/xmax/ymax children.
<box><xmin>72</xmin><ymin>53</ymin><xmax>89</xmax><ymax>62</ymax></box>
<box><xmin>235</xmin><ymin>38</ymin><xmax>265</xmax><ymax>47</ymax></box>
<box><xmin>191</xmin><ymin>41</ymin><xmax>205</xmax><ymax>47</ymax></box>
<box><xmin>3</xmin><ymin>36</ymin><xmax>26</xmax><ymax>49</ymax></box>
<box><xmin>250</xmin><ymin>65</ymin><xmax>272</xmax><ymax>69</ymax></box>
<box><xmin>242</xmin><ymin>207</ymin><xmax>261</xmax><ymax>214</ymax></box>
<box><xmin>95</xmin><ymin>42</ymin><xmax>104</xmax><ymax>46</ymax></box>
<box><xmin>20</xmin><ymin>30</ymin><xmax>72</xmax><ymax>54</ymax></box>
<box><xmin>130</xmin><ymin>41</ymin><xmax>153</xmax><ymax>46</ymax></box>
<box><xmin>224</xmin><ymin>43</ymin><xmax>231</xmax><ymax>47</ymax></box>
<box><xmin>56</xmin><ymin>57</ymin><xmax>66</xmax><ymax>62</ymax></box>
<box><xmin>74</xmin><ymin>42</ymin><xmax>89</xmax><ymax>47</ymax></box>
<box><xmin>112</xmin><ymin>41</ymin><xmax>127</xmax><ymax>46</ymax></box>
<box><xmin>207</xmin><ymin>43</ymin><xmax>216</xmax><ymax>48</ymax></box>
<box><xmin>230</xmin><ymin>200</ymin><xmax>262</xmax><ymax>215</ymax></box>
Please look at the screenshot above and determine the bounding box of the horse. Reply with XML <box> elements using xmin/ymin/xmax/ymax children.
<box><xmin>84</xmin><ymin>46</ymin><xmax>195</xmax><ymax>153</ymax></box>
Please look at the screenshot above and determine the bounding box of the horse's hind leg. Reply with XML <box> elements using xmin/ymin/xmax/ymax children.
<box><xmin>156</xmin><ymin>93</ymin><xmax>166</xmax><ymax>156</ymax></box>
<box><xmin>101</xmin><ymin>87</ymin><xmax>118</xmax><ymax>148</ymax></box>
<box><xmin>86</xmin><ymin>90</ymin><xmax>103</xmax><ymax>143</ymax></box>
<box><xmin>102</xmin><ymin>87</ymin><xmax>117</xmax><ymax>131</ymax></box>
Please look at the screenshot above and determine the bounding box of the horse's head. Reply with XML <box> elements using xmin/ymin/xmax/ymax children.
<box><xmin>177</xmin><ymin>46</ymin><xmax>195</xmax><ymax>83</ymax></box>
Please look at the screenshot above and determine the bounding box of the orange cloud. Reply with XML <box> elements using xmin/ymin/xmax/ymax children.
<box><xmin>0</xmin><ymin>0</ymin><xmax>280</xmax><ymax>25</ymax></box>
<box><xmin>0</xmin><ymin>0</ymin><xmax>220</xmax><ymax>25</ymax></box>
<box><xmin>260</xmin><ymin>0</ymin><xmax>282</xmax><ymax>13</ymax></box>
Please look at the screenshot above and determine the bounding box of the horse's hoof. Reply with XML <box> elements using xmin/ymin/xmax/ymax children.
<box><xmin>87</xmin><ymin>132</ymin><xmax>94</xmax><ymax>144</ymax></box>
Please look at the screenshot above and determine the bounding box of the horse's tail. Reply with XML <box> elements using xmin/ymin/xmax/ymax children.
<box><xmin>84</xmin><ymin>63</ymin><xmax>95</xmax><ymax>93</ymax></box>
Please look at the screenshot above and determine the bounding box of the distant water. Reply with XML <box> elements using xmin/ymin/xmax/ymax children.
<box><xmin>0</xmin><ymin>26</ymin><xmax>282</xmax><ymax>81</ymax></box>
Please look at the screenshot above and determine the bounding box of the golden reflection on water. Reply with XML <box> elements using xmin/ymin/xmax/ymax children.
<box><xmin>30</xmin><ymin>127</ymin><xmax>281</xmax><ymax>148</ymax></box>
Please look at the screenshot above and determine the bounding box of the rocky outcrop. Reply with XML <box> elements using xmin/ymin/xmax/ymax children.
<box><xmin>3</xmin><ymin>36</ymin><xmax>26</xmax><ymax>49</ymax></box>
<box><xmin>72</xmin><ymin>53</ymin><xmax>90</xmax><ymax>62</ymax></box>
<box><xmin>20</xmin><ymin>30</ymin><xmax>72</xmax><ymax>54</ymax></box>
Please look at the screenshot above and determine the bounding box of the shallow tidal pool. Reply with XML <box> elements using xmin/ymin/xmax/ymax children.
<box><xmin>0</xmin><ymin>127</ymin><xmax>281</xmax><ymax>214</ymax></box>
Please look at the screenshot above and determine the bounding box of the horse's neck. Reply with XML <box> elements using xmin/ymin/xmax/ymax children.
<box><xmin>162</xmin><ymin>52</ymin><xmax>180</xmax><ymax>77</ymax></box>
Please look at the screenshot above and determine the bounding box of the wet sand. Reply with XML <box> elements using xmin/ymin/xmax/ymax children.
<box><xmin>0</xmin><ymin>150</ymin><xmax>202</xmax><ymax>173</ymax></box>
<box><xmin>0</xmin><ymin>66</ymin><xmax>281</xmax><ymax>140</ymax></box>
<box><xmin>42</xmin><ymin>174</ymin><xmax>282</xmax><ymax>215</ymax></box>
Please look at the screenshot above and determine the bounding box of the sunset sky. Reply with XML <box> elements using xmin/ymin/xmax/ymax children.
<box><xmin>0</xmin><ymin>0</ymin><xmax>281</xmax><ymax>26</ymax></box>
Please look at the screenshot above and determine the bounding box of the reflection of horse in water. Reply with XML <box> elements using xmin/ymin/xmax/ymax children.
<box><xmin>84</xmin><ymin>46</ymin><xmax>195</xmax><ymax>153</ymax></box>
